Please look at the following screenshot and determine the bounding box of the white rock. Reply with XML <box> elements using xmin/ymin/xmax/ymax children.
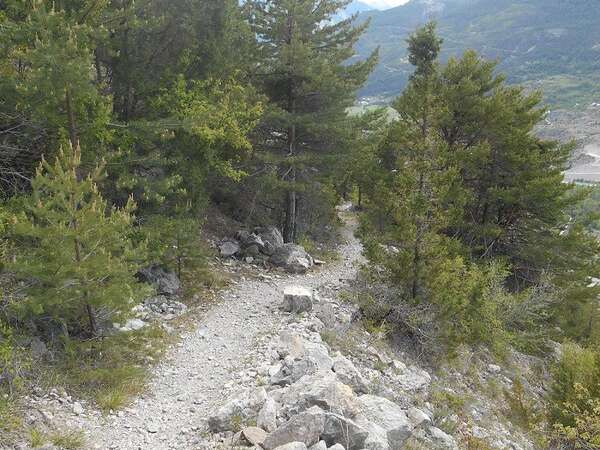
<box><xmin>427</xmin><ymin>426</ymin><xmax>458</xmax><ymax>449</ymax></box>
<box><xmin>283</xmin><ymin>286</ymin><xmax>313</xmax><ymax>314</ymax></box>
<box><xmin>208</xmin><ymin>387</ymin><xmax>268</xmax><ymax>432</ymax></box>
<box><xmin>263</xmin><ymin>406</ymin><xmax>326</xmax><ymax>449</ymax></box>
<box><xmin>120</xmin><ymin>318</ymin><xmax>146</xmax><ymax>332</ymax></box>
<box><xmin>72</xmin><ymin>402</ymin><xmax>84</xmax><ymax>415</ymax></box>
<box><xmin>332</xmin><ymin>354</ymin><xmax>369</xmax><ymax>394</ymax></box>
<box><xmin>488</xmin><ymin>364</ymin><xmax>502</xmax><ymax>374</ymax></box>
<box><xmin>258</xmin><ymin>397</ymin><xmax>278</xmax><ymax>432</ymax></box>
<box><xmin>356</xmin><ymin>395</ymin><xmax>413</xmax><ymax>447</ymax></box>
<box><xmin>273</xmin><ymin>443</ymin><xmax>308</xmax><ymax>450</ymax></box>
<box><xmin>407</xmin><ymin>407</ymin><xmax>431</xmax><ymax>427</ymax></box>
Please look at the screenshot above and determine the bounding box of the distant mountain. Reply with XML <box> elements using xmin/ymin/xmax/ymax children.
<box><xmin>335</xmin><ymin>1</ymin><xmax>374</xmax><ymax>22</ymax></box>
<box><xmin>354</xmin><ymin>0</ymin><xmax>600</xmax><ymax>107</ymax></box>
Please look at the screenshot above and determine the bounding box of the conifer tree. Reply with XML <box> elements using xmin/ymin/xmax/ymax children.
<box><xmin>368</xmin><ymin>23</ymin><xmax>466</xmax><ymax>301</ymax></box>
<box><xmin>246</xmin><ymin>0</ymin><xmax>378</xmax><ymax>242</ymax></box>
<box><xmin>8</xmin><ymin>146</ymin><xmax>146</xmax><ymax>337</ymax></box>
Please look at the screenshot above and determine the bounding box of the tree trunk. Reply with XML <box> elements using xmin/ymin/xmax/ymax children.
<box><xmin>284</xmin><ymin>167</ymin><xmax>297</xmax><ymax>243</ymax></box>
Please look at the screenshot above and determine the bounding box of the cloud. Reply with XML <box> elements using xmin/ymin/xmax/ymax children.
<box><xmin>362</xmin><ymin>0</ymin><xmax>410</xmax><ymax>9</ymax></box>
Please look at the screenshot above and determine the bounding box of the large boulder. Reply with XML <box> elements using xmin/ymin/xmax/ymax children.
<box><xmin>283</xmin><ymin>286</ymin><xmax>313</xmax><ymax>314</ymax></box>
<box><xmin>356</xmin><ymin>395</ymin><xmax>412</xmax><ymax>449</ymax></box>
<box><xmin>394</xmin><ymin>366</ymin><xmax>431</xmax><ymax>392</ymax></box>
<box><xmin>279</xmin><ymin>372</ymin><xmax>359</xmax><ymax>419</ymax></box>
<box><xmin>321</xmin><ymin>413</ymin><xmax>369</xmax><ymax>450</ymax></box>
<box><xmin>263</xmin><ymin>406</ymin><xmax>326</xmax><ymax>449</ymax></box>
<box><xmin>271</xmin><ymin>335</ymin><xmax>334</xmax><ymax>386</ymax></box>
<box><xmin>208</xmin><ymin>387</ymin><xmax>268</xmax><ymax>432</ymax></box>
<box><xmin>255</xmin><ymin>226</ymin><xmax>284</xmax><ymax>255</ymax></box>
<box><xmin>258</xmin><ymin>397</ymin><xmax>278</xmax><ymax>432</ymax></box>
<box><xmin>354</xmin><ymin>417</ymin><xmax>390</xmax><ymax>450</ymax></box>
<box><xmin>136</xmin><ymin>265</ymin><xmax>181</xmax><ymax>296</ymax></box>
<box><xmin>270</xmin><ymin>244</ymin><xmax>314</xmax><ymax>274</ymax></box>
<box><xmin>242</xmin><ymin>427</ymin><xmax>268</xmax><ymax>446</ymax></box>
<box><xmin>332</xmin><ymin>354</ymin><xmax>369</xmax><ymax>394</ymax></box>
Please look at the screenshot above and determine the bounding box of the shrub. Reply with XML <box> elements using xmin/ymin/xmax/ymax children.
<box><xmin>550</xmin><ymin>342</ymin><xmax>600</xmax><ymax>426</ymax></box>
<box><xmin>553</xmin><ymin>384</ymin><xmax>600</xmax><ymax>449</ymax></box>
<box><xmin>6</xmin><ymin>146</ymin><xmax>147</xmax><ymax>337</ymax></box>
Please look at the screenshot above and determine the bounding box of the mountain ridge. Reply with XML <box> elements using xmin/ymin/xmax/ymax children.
<box><xmin>354</xmin><ymin>0</ymin><xmax>600</xmax><ymax>107</ymax></box>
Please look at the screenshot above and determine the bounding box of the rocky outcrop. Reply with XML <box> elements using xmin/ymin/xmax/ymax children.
<box><xmin>207</xmin><ymin>329</ymin><xmax>449</xmax><ymax>450</ymax></box>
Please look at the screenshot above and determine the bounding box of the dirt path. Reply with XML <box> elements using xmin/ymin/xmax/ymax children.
<box><xmin>82</xmin><ymin>211</ymin><xmax>363</xmax><ymax>449</ymax></box>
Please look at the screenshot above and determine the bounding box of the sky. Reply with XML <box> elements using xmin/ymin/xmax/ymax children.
<box><xmin>362</xmin><ymin>0</ymin><xmax>409</xmax><ymax>9</ymax></box>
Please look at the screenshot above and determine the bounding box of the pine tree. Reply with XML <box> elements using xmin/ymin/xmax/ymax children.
<box><xmin>8</xmin><ymin>145</ymin><xmax>146</xmax><ymax>337</ymax></box>
<box><xmin>366</xmin><ymin>23</ymin><xmax>466</xmax><ymax>301</ymax></box>
<box><xmin>246</xmin><ymin>0</ymin><xmax>378</xmax><ymax>242</ymax></box>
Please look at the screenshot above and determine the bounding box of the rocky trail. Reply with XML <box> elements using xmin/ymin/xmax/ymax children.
<box><xmin>76</xmin><ymin>211</ymin><xmax>364</xmax><ymax>449</ymax></box>
<box><xmin>19</xmin><ymin>209</ymin><xmax>539</xmax><ymax>450</ymax></box>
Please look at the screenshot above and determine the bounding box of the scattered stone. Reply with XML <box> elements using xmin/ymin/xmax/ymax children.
<box><xmin>407</xmin><ymin>407</ymin><xmax>431</xmax><ymax>427</ymax></box>
<box><xmin>256</xmin><ymin>226</ymin><xmax>285</xmax><ymax>254</ymax></box>
<box><xmin>328</xmin><ymin>445</ymin><xmax>345</xmax><ymax>450</ymax></box>
<box><xmin>427</xmin><ymin>426</ymin><xmax>458</xmax><ymax>449</ymax></box>
<box><xmin>263</xmin><ymin>406</ymin><xmax>326</xmax><ymax>449</ymax></box>
<box><xmin>242</xmin><ymin>427</ymin><xmax>268</xmax><ymax>446</ymax></box>
<box><xmin>279</xmin><ymin>372</ymin><xmax>359</xmax><ymax>419</ymax></box>
<box><xmin>332</xmin><ymin>354</ymin><xmax>369</xmax><ymax>394</ymax></box>
<box><xmin>309</xmin><ymin>442</ymin><xmax>327</xmax><ymax>450</ymax></box>
<box><xmin>208</xmin><ymin>387</ymin><xmax>268</xmax><ymax>432</ymax></box>
<box><xmin>273</xmin><ymin>443</ymin><xmax>308</xmax><ymax>450</ymax></box>
<box><xmin>488</xmin><ymin>364</ymin><xmax>502</xmax><ymax>374</ymax></box>
<box><xmin>219</xmin><ymin>240</ymin><xmax>240</xmax><ymax>257</ymax></box>
<box><xmin>258</xmin><ymin>397</ymin><xmax>278</xmax><ymax>432</ymax></box>
<box><xmin>72</xmin><ymin>402</ymin><xmax>84</xmax><ymax>415</ymax></box>
<box><xmin>321</xmin><ymin>413</ymin><xmax>368</xmax><ymax>450</ymax></box>
<box><xmin>356</xmin><ymin>395</ymin><xmax>413</xmax><ymax>448</ymax></box>
<box><xmin>119</xmin><ymin>318</ymin><xmax>146</xmax><ymax>332</ymax></box>
<box><xmin>283</xmin><ymin>286</ymin><xmax>313</xmax><ymax>314</ymax></box>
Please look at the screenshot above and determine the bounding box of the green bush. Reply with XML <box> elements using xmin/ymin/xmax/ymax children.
<box><xmin>550</xmin><ymin>342</ymin><xmax>600</xmax><ymax>426</ymax></box>
<box><xmin>6</xmin><ymin>147</ymin><xmax>148</xmax><ymax>337</ymax></box>
<box><xmin>428</xmin><ymin>258</ymin><xmax>510</xmax><ymax>353</ymax></box>
<box><xmin>553</xmin><ymin>384</ymin><xmax>600</xmax><ymax>449</ymax></box>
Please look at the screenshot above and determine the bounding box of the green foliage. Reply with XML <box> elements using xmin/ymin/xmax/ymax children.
<box><xmin>55</xmin><ymin>325</ymin><xmax>169</xmax><ymax>411</ymax></box>
<box><xmin>143</xmin><ymin>213</ymin><xmax>205</xmax><ymax>279</ymax></box>
<box><xmin>1</xmin><ymin>1</ymin><xmax>112</xmax><ymax>163</ymax></box>
<box><xmin>7</xmin><ymin>146</ymin><xmax>147</xmax><ymax>336</ymax></box>
<box><xmin>504</xmin><ymin>378</ymin><xmax>543</xmax><ymax>431</ymax></box>
<box><xmin>428</xmin><ymin>259</ymin><xmax>510</xmax><ymax>353</ymax></box>
<box><xmin>358</xmin><ymin>23</ymin><xmax>599</xmax><ymax>353</ymax></box>
<box><xmin>550</xmin><ymin>343</ymin><xmax>600</xmax><ymax>427</ymax></box>
<box><xmin>554</xmin><ymin>384</ymin><xmax>600</xmax><ymax>449</ymax></box>
<box><xmin>245</xmin><ymin>0</ymin><xmax>378</xmax><ymax>242</ymax></box>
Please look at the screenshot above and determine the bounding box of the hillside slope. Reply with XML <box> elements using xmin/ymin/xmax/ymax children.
<box><xmin>355</xmin><ymin>0</ymin><xmax>600</xmax><ymax>107</ymax></box>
